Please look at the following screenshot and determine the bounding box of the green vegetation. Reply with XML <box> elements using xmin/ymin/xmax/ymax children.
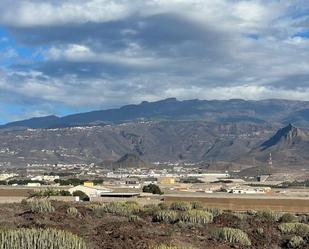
<box><xmin>93</xmin><ymin>201</ymin><xmax>141</xmax><ymax>217</ymax></box>
<box><xmin>287</xmin><ymin>235</ymin><xmax>304</xmax><ymax>248</ymax></box>
<box><xmin>256</xmin><ymin>210</ymin><xmax>281</xmax><ymax>221</ymax></box>
<box><xmin>203</xmin><ymin>207</ymin><xmax>223</xmax><ymax>217</ymax></box>
<box><xmin>128</xmin><ymin>215</ymin><xmax>142</xmax><ymax>223</ymax></box>
<box><xmin>179</xmin><ymin>210</ymin><xmax>213</xmax><ymax>224</ymax></box>
<box><xmin>66</xmin><ymin>207</ymin><xmax>80</xmax><ymax>216</ymax></box>
<box><xmin>256</xmin><ymin>227</ymin><xmax>264</xmax><ymax>235</ymax></box>
<box><xmin>29</xmin><ymin>199</ymin><xmax>55</xmax><ymax>213</ymax></box>
<box><xmin>278</xmin><ymin>222</ymin><xmax>309</xmax><ymax>236</ymax></box>
<box><xmin>153</xmin><ymin>210</ymin><xmax>178</xmax><ymax>223</ymax></box>
<box><xmin>280</xmin><ymin>213</ymin><xmax>298</xmax><ymax>223</ymax></box>
<box><xmin>211</xmin><ymin>227</ymin><xmax>251</xmax><ymax>246</ymax></box>
<box><xmin>170</xmin><ymin>201</ymin><xmax>191</xmax><ymax>211</ymax></box>
<box><xmin>152</xmin><ymin>245</ymin><xmax>195</xmax><ymax>249</ymax></box>
<box><xmin>142</xmin><ymin>184</ymin><xmax>163</xmax><ymax>195</ymax></box>
<box><xmin>190</xmin><ymin>201</ymin><xmax>204</xmax><ymax>210</ymax></box>
<box><xmin>179</xmin><ymin>177</ymin><xmax>204</xmax><ymax>183</ymax></box>
<box><xmin>232</xmin><ymin>212</ymin><xmax>247</xmax><ymax>221</ymax></box>
<box><xmin>0</xmin><ymin>228</ymin><xmax>87</xmax><ymax>249</ymax></box>
<box><xmin>54</xmin><ymin>178</ymin><xmax>84</xmax><ymax>186</ymax></box>
<box><xmin>32</xmin><ymin>188</ymin><xmax>72</xmax><ymax>197</ymax></box>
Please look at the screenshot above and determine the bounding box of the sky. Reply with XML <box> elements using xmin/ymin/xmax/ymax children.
<box><xmin>0</xmin><ymin>0</ymin><xmax>309</xmax><ymax>124</ymax></box>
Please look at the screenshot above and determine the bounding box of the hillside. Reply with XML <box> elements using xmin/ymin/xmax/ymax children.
<box><xmin>2</xmin><ymin>98</ymin><xmax>309</xmax><ymax>129</ymax></box>
<box><xmin>239</xmin><ymin>124</ymin><xmax>309</xmax><ymax>168</ymax></box>
<box><xmin>0</xmin><ymin>121</ymin><xmax>275</xmax><ymax>167</ymax></box>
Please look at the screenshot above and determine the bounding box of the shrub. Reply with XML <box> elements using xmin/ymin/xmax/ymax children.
<box><xmin>280</xmin><ymin>213</ymin><xmax>298</xmax><ymax>223</ymax></box>
<box><xmin>29</xmin><ymin>199</ymin><xmax>55</xmax><ymax>213</ymax></box>
<box><xmin>143</xmin><ymin>184</ymin><xmax>163</xmax><ymax>195</ymax></box>
<box><xmin>128</xmin><ymin>215</ymin><xmax>142</xmax><ymax>223</ymax></box>
<box><xmin>204</xmin><ymin>207</ymin><xmax>223</xmax><ymax>217</ymax></box>
<box><xmin>89</xmin><ymin>204</ymin><xmax>105</xmax><ymax>217</ymax></box>
<box><xmin>232</xmin><ymin>212</ymin><xmax>247</xmax><ymax>221</ymax></box>
<box><xmin>67</xmin><ymin>207</ymin><xmax>80</xmax><ymax>216</ymax></box>
<box><xmin>152</xmin><ymin>245</ymin><xmax>178</xmax><ymax>249</ymax></box>
<box><xmin>211</xmin><ymin>227</ymin><xmax>251</xmax><ymax>246</ymax></box>
<box><xmin>153</xmin><ymin>210</ymin><xmax>178</xmax><ymax>223</ymax></box>
<box><xmin>278</xmin><ymin>223</ymin><xmax>309</xmax><ymax>236</ymax></box>
<box><xmin>170</xmin><ymin>202</ymin><xmax>191</xmax><ymax>211</ymax></box>
<box><xmin>0</xmin><ymin>228</ymin><xmax>87</xmax><ymax>249</ymax></box>
<box><xmin>144</xmin><ymin>204</ymin><xmax>160</xmax><ymax>215</ymax></box>
<box><xmin>158</xmin><ymin>202</ymin><xmax>170</xmax><ymax>210</ymax></box>
<box><xmin>152</xmin><ymin>245</ymin><xmax>195</xmax><ymax>249</ymax></box>
<box><xmin>287</xmin><ymin>235</ymin><xmax>304</xmax><ymax>248</ymax></box>
<box><xmin>256</xmin><ymin>210</ymin><xmax>281</xmax><ymax>222</ymax></box>
<box><xmin>179</xmin><ymin>210</ymin><xmax>213</xmax><ymax>224</ymax></box>
<box><xmin>257</xmin><ymin>227</ymin><xmax>264</xmax><ymax>235</ymax></box>
<box><xmin>191</xmin><ymin>201</ymin><xmax>204</xmax><ymax>210</ymax></box>
<box><xmin>101</xmin><ymin>201</ymin><xmax>141</xmax><ymax>217</ymax></box>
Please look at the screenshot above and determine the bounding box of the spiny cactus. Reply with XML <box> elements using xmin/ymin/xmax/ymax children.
<box><xmin>190</xmin><ymin>201</ymin><xmax>204</xmax><ymax>210</ymax></box>
<box><xmin>211</xmin><ymin>227</ymin><xmax>251</xmax><ymax>246</ymax></box>
<box><xmin>29</xmin><ymin>199</ymin><xmax>55</xmax><ymax>213</ymax></box>
<box><xmin>66</xmin><ymin>207</ymin><xmax>80</xmax><ymax>217</ymax></box>
<box><xmin>91</xmin><ymin>201</ymin><xmax>141</xmax><ymax>217</ymax></box>
<box><xmin>179</xmin><ymin>210</ymin><xmax>213</xmax><ymax>224</ymax></box>
<box><xmin>170</xmin><ymin>202</ymin><xmax>191</xmax><ymax>211</ymax></box>
<box><xmin>203</xmin><ymin>207</ymin><xmax>223</xmax><ymax>217</ymax></box>
<box><xmin>256</xmin><ymin>210</ymin><xmax>281</xmax><ymax>222</ymax></box>
<box><xmin>153</xmin><ymin>210</ymin><xmax>178</xmax><ymax>223</ymax></box>
<box><xmin>0</xmin><ymin>228</ymin><xmax>88</xmax><ymax>249</ymax></box>
<box><xmin>287</xmin><ymin>235</ymin><xmax>304</xmax><ymax>248</ymax></box>
<box><xmin>278</xmin><ymin>222</ymin><xmax>309</xmax><ymax>236</ymax></box>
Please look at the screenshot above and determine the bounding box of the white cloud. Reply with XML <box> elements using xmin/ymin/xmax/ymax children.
<box><xmin>0</xmin><ymin>0</ymin><xmax>309</xmax><ymax>122</ymax></box>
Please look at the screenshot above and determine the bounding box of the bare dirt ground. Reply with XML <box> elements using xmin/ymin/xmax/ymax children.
<box><xmin>0</xmin><ymin>201</ymin><xmax>308</xmax><ymax>249</ymax></box>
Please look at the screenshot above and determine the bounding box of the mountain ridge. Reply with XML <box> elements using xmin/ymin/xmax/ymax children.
<box><xmin>2</xmin><ymin>98</ymin><xmax>309</xmax><ymax>129</ymax></box>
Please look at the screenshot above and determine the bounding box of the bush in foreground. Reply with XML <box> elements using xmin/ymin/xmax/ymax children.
<box><xmin>179</xmin><ymin>210</ymin><xmax>213</xmax><ymax>224</ymax></box>
<box><xmin>170</xmin><ymin>202</ymin><xmax>191</xmax><ymax>211</ymax></box>
<box><xmin>66</xmin><ymin>207</ymin><xmax>80</xmax><ymax>217</ymax></box>
<box><xmin>153</xmin><ymin>210</ymin><xmax>178</xmax><ymax>223</ymax></box>
<box><xmin>287</xmin><ymin>235</ymin><xmax>304</xmax><ymax>248</ymax></box>
<box><xmin>278</xmin><ymin>222</ymin><xmax>309</xmax><ymax>236</ymax></box>
<box><xmin>0</xmin><ymin>228</ymin><xmax>87</xmax><ymax>249</ymax></box>
<box><xmin>211</xmin><ymin>227</ymin><xmax>251</xmax><ymax>246</ymax></box>
<box><xmin>29</xmin><ymin>199</ymin><xmax>55</xmax><ymax>213</ymax></box>
<box><xmin>280</xmin><ymin>213</ymin><xmax>298</xmax><ymax>223</ymax></box>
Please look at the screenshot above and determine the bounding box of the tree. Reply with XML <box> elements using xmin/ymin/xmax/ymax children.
<box><xmin>142</xmin><ymin>184</ymin><xmax>163</xmax><ymax>195</ymax></box>
<box><xmin>72</xmin><ymin>190</ymin><xmax>89</xmax><ymax>201</ymax></box>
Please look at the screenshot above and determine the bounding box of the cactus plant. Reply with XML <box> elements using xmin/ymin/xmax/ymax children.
<box><xmin>0</xmin><ymin>228</ymin><xmax>87</xmax><ymax>249</ymax></box>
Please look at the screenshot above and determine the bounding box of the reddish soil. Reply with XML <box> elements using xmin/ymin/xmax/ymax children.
<box><xmin>0</xmin><ymin>201</ymin><xmax>308</xmax><ymax>249</ymax></box>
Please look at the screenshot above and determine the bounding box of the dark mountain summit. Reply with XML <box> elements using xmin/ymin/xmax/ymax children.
<box><xmin>260</xmin><ymin>124</ymin><xmax>307</xmax><ymax>150</ymax></box>
<box><xmin>2</xmin><ymin>98</ymin><xmax>309</xmax><ymax>129</ymax></box>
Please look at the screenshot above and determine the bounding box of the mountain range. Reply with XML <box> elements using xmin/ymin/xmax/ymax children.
<box><xmin>1</xmin><ymin>98</ymin><xmax>309</xmax><ymax>170</ymax></box>
<box><xmin>2</xmin><ymin>98</ymin><xmax>309</xmax><ymax>129</ymax></box>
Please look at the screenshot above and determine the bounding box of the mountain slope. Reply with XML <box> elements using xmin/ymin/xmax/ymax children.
<box><xmin>0</xmin><ymin>121</ymin><xmax>275</xmax><ymax>166</ymax></box>
<box><xmin>2</xmin><ymin>98</ymin><xmax>309</xmax><ymax>129</ymax></box>
<box><xmin>241</xmin><ymin>124</ymin><xmax>309</xmax><ymax>168</ymax></box>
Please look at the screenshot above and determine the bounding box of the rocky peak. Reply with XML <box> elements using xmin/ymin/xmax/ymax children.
<box><xmin>260</xmin><ymin>124</ymin><xmax>306</xmax><ymax>150</ymax></box>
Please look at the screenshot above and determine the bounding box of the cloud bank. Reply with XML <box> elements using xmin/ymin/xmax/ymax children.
<box><xmin>0</xmin><ymin>0</ymin><xmax>308</xmax><ymax>122</ymax></box>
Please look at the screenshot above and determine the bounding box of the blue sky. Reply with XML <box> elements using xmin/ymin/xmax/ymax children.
<box><xmin>0</xmin><ymin>0</ymin><xmax>309</xmax><ymax>124</ymax></box>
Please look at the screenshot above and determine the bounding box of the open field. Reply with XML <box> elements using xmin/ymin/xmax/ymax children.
<box><xmin>164</xmin><ymin>193</ymin><xmax>309</xmax><ymax>213</ymax></box>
